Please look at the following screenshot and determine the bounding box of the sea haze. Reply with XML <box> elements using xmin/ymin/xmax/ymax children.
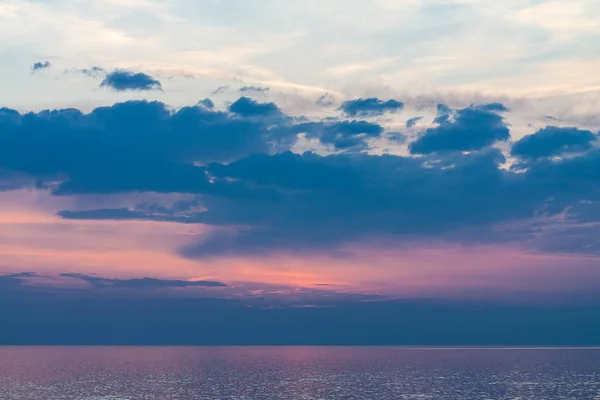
<box><xmin>0</xmin><ymin>347</ymin><xmax>599</xmax><ymax>400</ymax></box>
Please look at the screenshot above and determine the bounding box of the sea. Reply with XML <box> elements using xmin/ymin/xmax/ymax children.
<box><xmin>0</xmin><ymin>347</ymin><xmax>599</xmax><ymax>399</ymax></box>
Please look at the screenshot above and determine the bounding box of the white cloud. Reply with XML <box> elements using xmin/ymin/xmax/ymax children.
<box><xmin>0</xmin><ymin>0</ymin><xmax>598</xmax><ymax>127</ymax></box>
<box><xmin>513</xmin><ymin>1</ymin><xmax>600</xmax><ymax>41</ymax></box>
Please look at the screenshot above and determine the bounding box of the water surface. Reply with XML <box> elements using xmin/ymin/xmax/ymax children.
<box><xmin>1</xmin><ymin>347</ymin><xmax>599</xmax><ymax>399</ymax></box>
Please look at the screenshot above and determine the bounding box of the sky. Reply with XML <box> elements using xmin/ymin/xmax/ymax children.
<box><xmin>1</xmin><ymin>0</ymin><xmax>600</xmax><ymax>345</ymax></box>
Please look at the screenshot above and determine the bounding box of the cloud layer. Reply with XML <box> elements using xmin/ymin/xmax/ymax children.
<box><xmin>1</xmin><ymin>97</ymin><xmax>599</xmax><ymax>260</ymax></box>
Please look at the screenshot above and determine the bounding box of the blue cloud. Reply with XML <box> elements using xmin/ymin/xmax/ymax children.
<box><xmin>65</xmin><ymin>144</ymin><xmax>599</xmax><ymax>258</ymax></box>
<box><xmin>212</xmin><ymin>86</ymin><xmax>228</xmax><ymax>94</ymax></box>
<box><xmin>239</xmin><ymin>86</ymin><xmax>270</xmax><ymax>94</ymax></box>
<box><xmin>316</xmin><ymin>93</ymin><xmax>335</xmax><ymax>107</ymax></box>
<box><xmin>2</xmin><ymin>98</ymin><xmax>600</xmax><ymax>257</ymax></box>
<box><xmin>58</xmin><ymin>198</ymin><xmax>209</xmax><ymax>223</ymax></box>
<box><xmin>0</xmin><ymin>272</ymin><xmax>35</xmax><ymax>289</ymax></box>
<box><xmin>31</xmin><ymin>61</ymin><xmax>51</xmax><ymax>73</ymax></box>
<box><xmin>197</xmin><ymin>98</ymin><xmax>214</xmax><ymax>109</ymax></box>
<box><xmin>0</xmin><ymin>99</ymin><xmax>387</xmax><ymax>194</ymax></box>
<box><xmin>78</xmin><ymin>66</ymin><xmax>106</xmax><ymax>78</ymax></box>
<box><xmin>293</xmin><ymin>120</ymin><xmax>384</xmax><ymax>150</ymax></box>
<box><xmin>60</xmin><ymin>273</ymin><xmax>227</xmax><ymax>288</ymax></box>
<box><xmin>339</xmin><ymin>98</ymin><xmax>404</xmax><ymax>117</ymax></box>
<box><xmin>409</xmin><ymin>105</ymin><xmax>510</xmax><ymax>154</ymax></box>
<box><xmin>0</xmin><ymin>100</ymin><xmax>297</xmax><ymax>194</ymax></box>
<box><xmin>100</xmin><ymin>70</ymin><xmax>162</xmax><ymax>91</ymax></box>
<box><xmin>228</xmin><ymin>96</ymin><xmax>280</xmax><ymax>117</ymax></box>
<box><xmin>433</xmin><ymin>104</ymin><xmax>453</xmax><ymax>124</ymax></box>
<box><xmin>479</xmin><ymin>102</ymin><xmax>509</xmax><ymax>112</ymax></box>
<box><xmin>406</xmin><ymin>116</ymin><xmax>423</xmax><ymax>128</ymax></box>
<box><xmin>181</xmin><ymin>149</ymin><xmax>517</xmax><ymax>256</ymax></box>
<box><xmin>512</xmin><ymin>126</ymin><xmax>597</xmax><ymax>160</ymax></box>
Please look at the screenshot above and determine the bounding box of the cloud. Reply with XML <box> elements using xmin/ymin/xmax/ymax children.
<box><xmin>60</xmin><ymin>273</ymin><xmax>227</xmax><ymax>288</ymax></box>
<box><xmin>180</xmin><ymin>149</ymin><xmax>521</xmax><ymax>256</ymax></box>
<box><xmin>228</xmin><ymin>96</ymin><xmax>281</xmax><ymax>117</ymax></box>
<box><xmin>0</xmin><ymin>99</ymin><xmax>300</xmax><ymax>194</ymax></box>
<box><xmin>212</xmin><ymin>86</ymin><xmax>228</xmax><ymax>94</ymax></box>
<box><xmin>479</xmin><ymin>102</ymin><xmax>509</xmax><ymax>112</ymax></box>
<box><xmin>58</xmin><ymin>208</ymin><xmax>165</xmax><ymax>221</ymax></box>
<box><xmin>239</xmin><ymin>86</ymin><xmax>270</xmax><ymax>94</ymax></box>
<box><xmin>0</xmin><ymin>98</ymin><xmax>389</xmax><ymax>194</ymax></box>
<box><xmin>197</xmin><ymin>98</ymin><xmax>214</xmax><ymax>109</ymax></box>
<box><xmin>31</xmin><ymin>61</ymin><xmax>51</xmax><ymax>73</ymax></box>
<box><xmin>60</xmin><ymin>145</ymin><xmax>600</xmax><ymax>259</ymax></box>
<box><xmin>294</xmin><ymin>120</ymin><xmax>384</xmax><ymax>150</ymax></box>
<box><xmin>0</xmin><ymin>272</ymin><xmax>35</xmax><ymax>289</ymax></box>
<box><xmin>316</xmin><ymin>93</ymin><xmax>335</xmax><ymax>107</ymax></box>
<box><xmin>100</xmin><ymin>70</ymin><xmax>162</xmax><ymax>91</ymax></box>
<box><xmin>2</xmin><ymin>97</ymin><xmax>600</xmax><ymax>258</ymax></box>
<box><xmin>406</xmin><ymin>116</ymin><xmax>423</xmax><ymax>128</ymax></box>
<box><xmin>339</xmin><ymin>98</ymin><xmax>404</xmax><ymax>117</ymax></box>
<box><xmin>409</xmin><ymin>105</ymin><xmax>510</xmax><ymax>154</ymax></box>
<box><xmin>58</xmin><ymin>197</ymin><xmax>207</xmax><ymax>223</ymax></box>
<box><xmin>511</xmin><ymin>126</ymin><xmax>598</xmax><ymax>160</ymax></box>
<box><xmin>77</xmin><ymin>66</ymin><xmax>106</xmax><ymax>78</ymax></box>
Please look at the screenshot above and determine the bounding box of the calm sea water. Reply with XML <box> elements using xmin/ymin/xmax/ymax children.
<box><xmin>0</xmin><ymin>347</ymin><xmax>599</xmax><ymax>399</ymax></box>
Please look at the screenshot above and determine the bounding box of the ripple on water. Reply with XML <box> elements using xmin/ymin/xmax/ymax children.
<box><xmin>0</xmin><ymin>347</ymin><xmax>599</xmax><ymax>400</ymax></box>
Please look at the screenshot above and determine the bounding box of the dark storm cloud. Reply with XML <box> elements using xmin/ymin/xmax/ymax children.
<box><xmin>339</xmin><ymin>98</ymin><xmax>404</xmax><ymax>117</ymax></box>
<box><xmin>511</xmin><ymin>126</ymin><xmax>598</xmax><ymax>160</ymax></box>
<box><xmin>409</xmin><ymin>104</ymin><xmax>510</xmax><ymax>154</ymax></box>
<box><xmin>31</xmin><ymin>61</ymin><xmax>51</xmax><ymax>73</ymax></box>
<box><xmin>60</xmin><ymin>273</ymin><xmax>227</xmax><ymax>288</ymax></box>
<box><xmin>100</xmin><ymin>70</ymin><xmax>162</xmax><ymax>91</ymax></box>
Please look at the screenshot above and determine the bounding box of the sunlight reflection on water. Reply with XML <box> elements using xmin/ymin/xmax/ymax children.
<box><xmin>0</xmin><ymin>347</ymin><xmax>599</xmax><ymax>400</ymax></box>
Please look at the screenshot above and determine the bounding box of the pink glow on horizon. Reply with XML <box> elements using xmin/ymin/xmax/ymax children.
<box><xmin>1</xmin><ymin>189</ymin><xmax>600</xmax><ymax>302</ymax></box>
